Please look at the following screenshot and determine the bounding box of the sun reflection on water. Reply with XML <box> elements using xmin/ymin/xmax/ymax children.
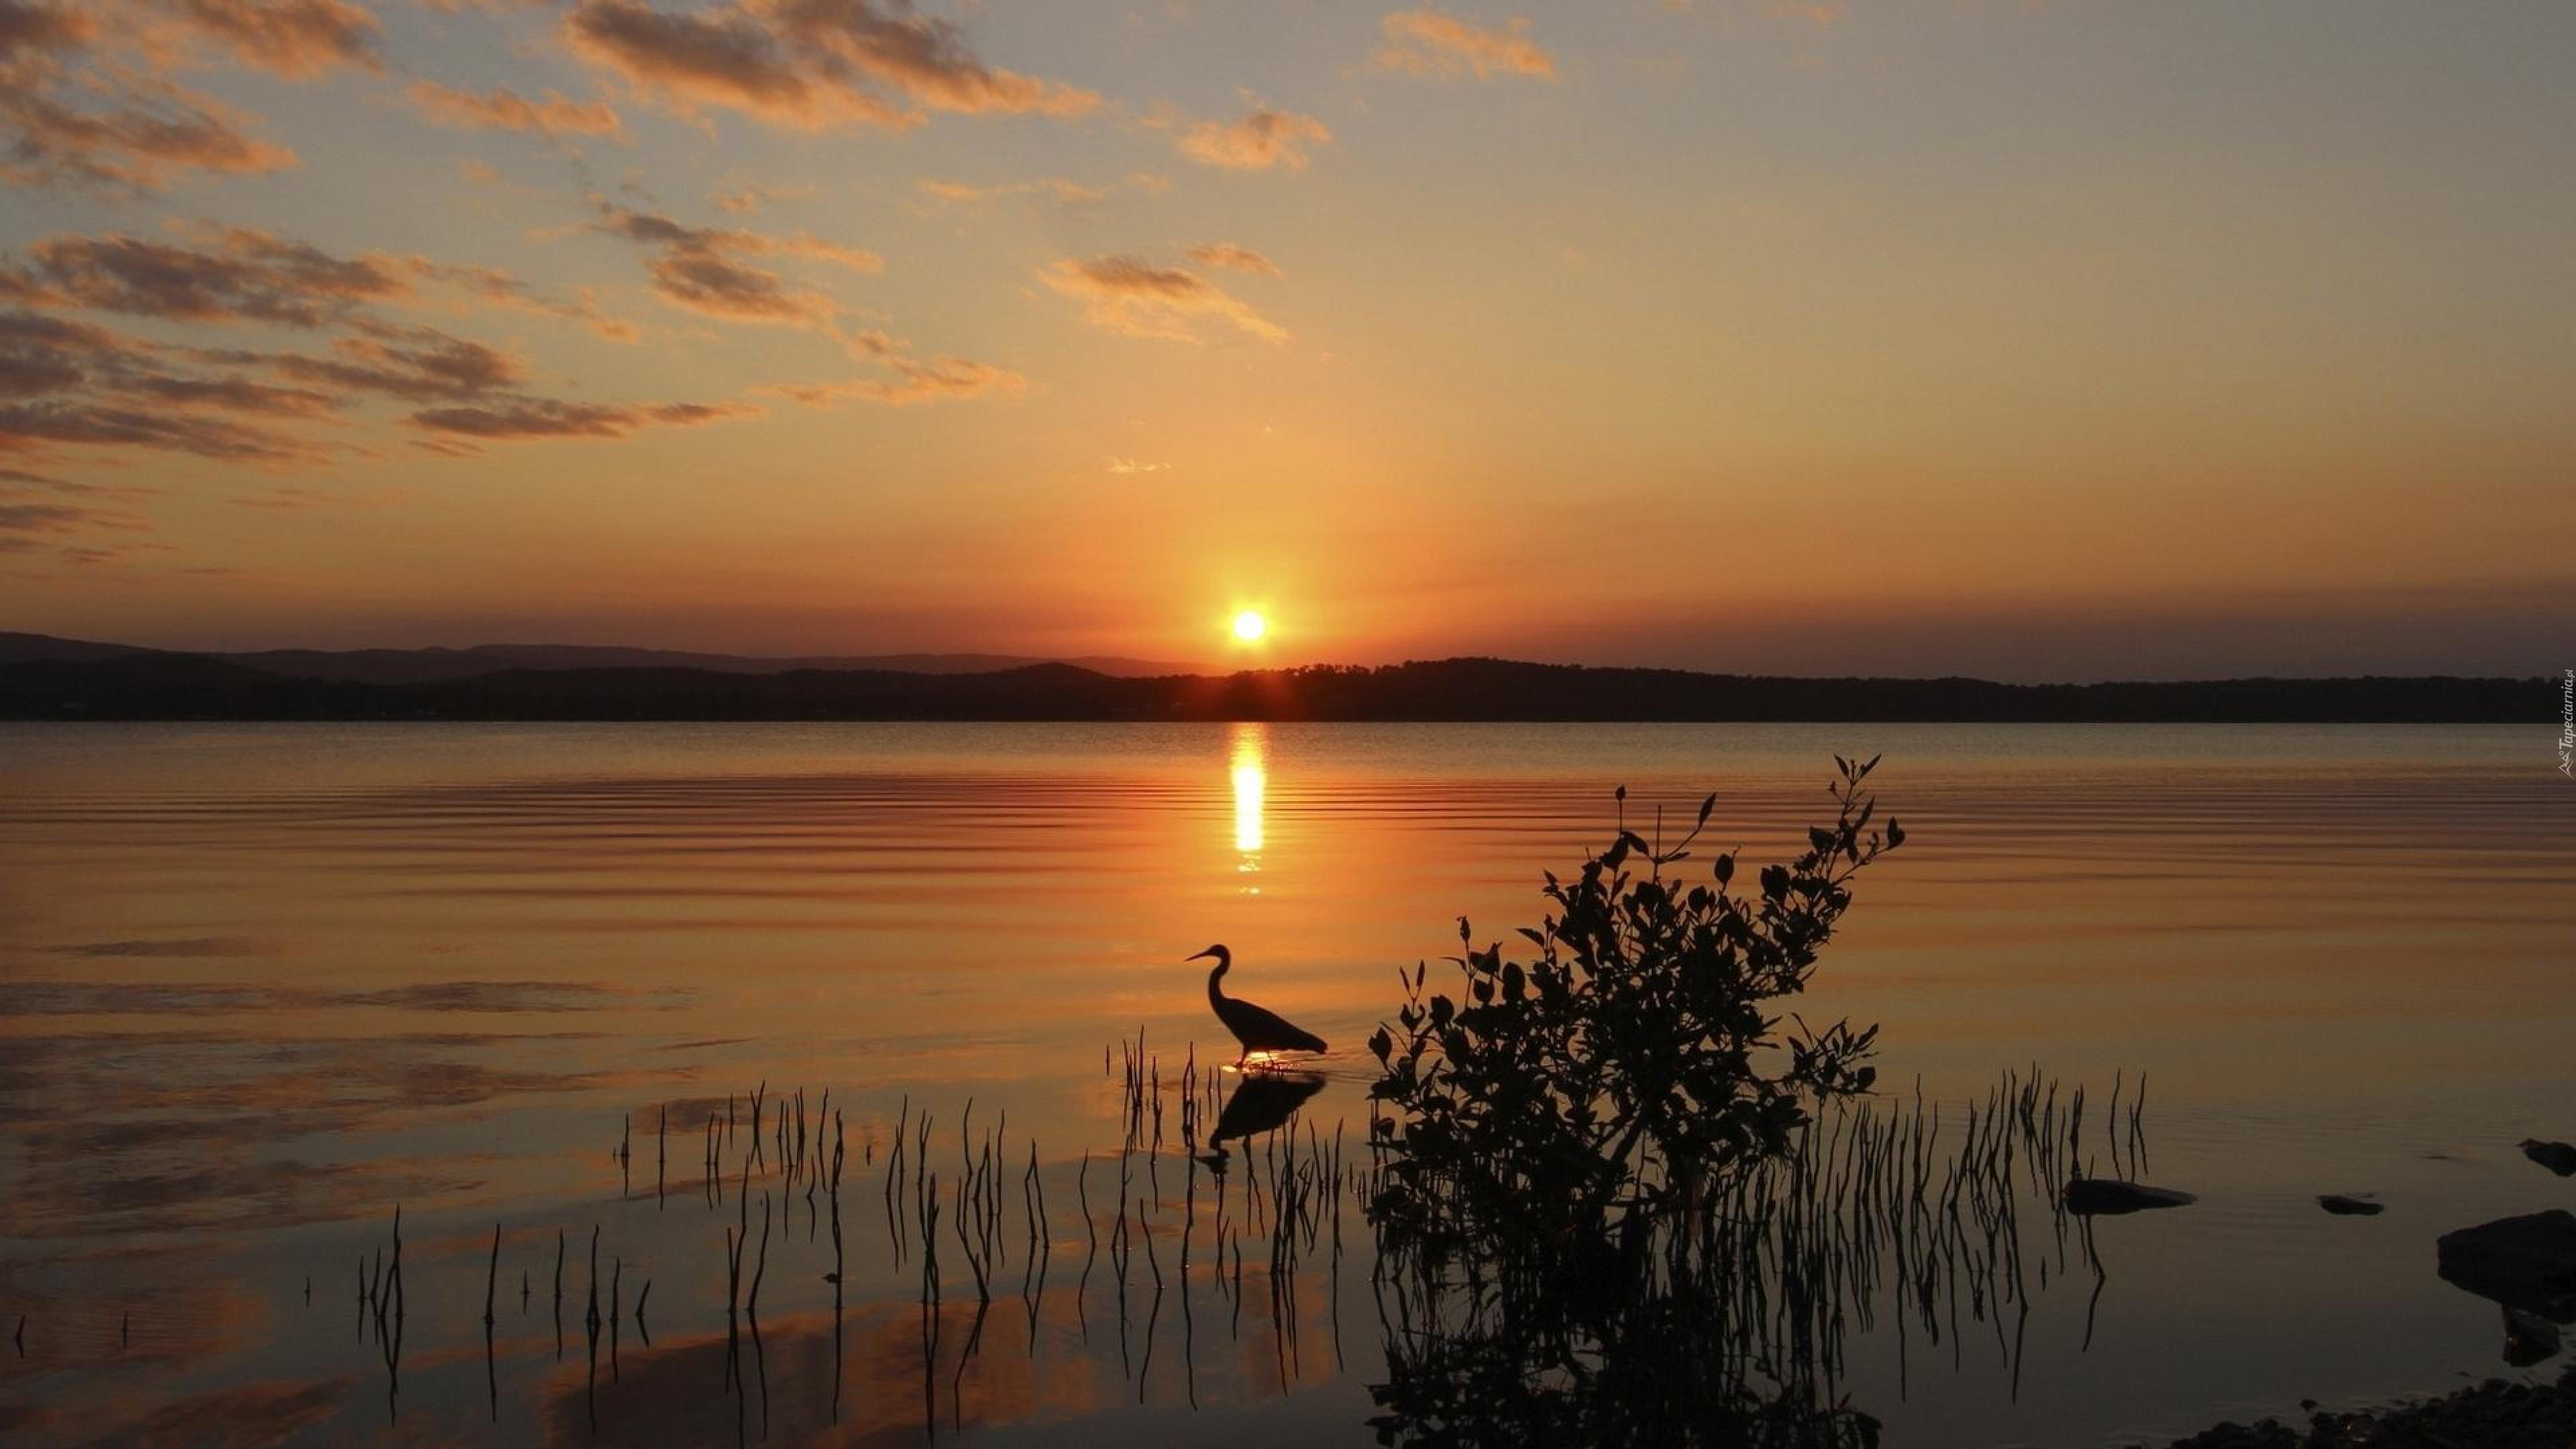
<box><xmin>1229</xmin><ymin>722</ymin><xmax>1267</xmax><ymax>884</ymax></box>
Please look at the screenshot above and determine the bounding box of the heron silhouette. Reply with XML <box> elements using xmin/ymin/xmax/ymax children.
<box><xmin>1187</xmin><ymin>945</ymin><xmax>1326</xmax><ymax>1067</ymax></box>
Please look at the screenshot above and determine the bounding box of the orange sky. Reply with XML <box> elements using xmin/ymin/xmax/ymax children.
<box><xmin>1</xmin><ymin>1</ymin><xmax>2569</xmax><ymax>679</ymax></box>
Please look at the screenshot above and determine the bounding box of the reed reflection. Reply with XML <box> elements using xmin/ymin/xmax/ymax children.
<box><xmin>1228</xmin><ymin>723</ymin><xmax>1267</xmax><ymax>885</ymax></box>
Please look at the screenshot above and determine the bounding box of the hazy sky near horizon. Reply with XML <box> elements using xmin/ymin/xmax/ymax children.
<box><xmin>1</xmin><ymin>0</ymin><xmax>2569</xmax><ymax>680</ymax></box>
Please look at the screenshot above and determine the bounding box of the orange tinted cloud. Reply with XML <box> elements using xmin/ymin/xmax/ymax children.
<box><xmin>0</xmin><ymin>1</ymin><xmax>94</xmax><ymax>54</ymax></box>
<box><xmin>1174</xmin><ymin>105</ymin><xmax>1331</xmax><ymax>170</ymax></box>
<box><xmin>565</xmin><ymin>0</ymin><xmax>1097</xmax><ymax>131</ymax></box>
<box><xmin>710</xmin><ymin>180</ymin><xmax>813</xmax><ymax>214</ymax></box>
<box><xmin>0</xmin><ymin>20</ymin><xmax>297</xmax><ymax>193</ymax></box>
<box><xmin>266</xmin><ymin>323</ymin><xmax>528</xmax><ymax>400</ymax></box>
<box><xmin>0</xmin><ymin>310</ymin><xmax>119</xmax><ymax>394</ymax></box>
<box><xmin>0</xmin><ymin>301</ymin><xmax>333</xmax><ymax>462</ymax></box>
<box><xmin>1376</xmin><ymin>11</ymin><xmax>1557</xmax><ymax>81</ymax></box>
<box><xmin>3</xmin><ymin>310</ymin><xmax>323</xmax><ymax>429</ymax></box>
<box><xmin>410</xmin><ymin>395</ymin><xmax>757</xmax><ymax>439</ymax></box>
<box><xmin>157</xmin><ymin>0</ymin><xmax>385</xmax><ymax>78</ymax></box>
<box><xmin>915</xmin><ymin>175</ymin><xmax>1109</xmax><ymax>207</ymax></box>
<box><xmin>764</xmin><ymin>0</ymin><xmax>1099</xmax><ymax>119</ymax></box>
<box><xmin>411</xmin><ymin>260</ymin><xmax>640</xmax><ymax>342</ymax></box>
<box><xmin>0</xmin><ymin>498</ymin><xmax>149</xmax><ymax>543</ymax></box>
<box><xmin>0</xmin><ymin>89</ymin><xmax>296</xmax><ymax>192</ymax></box>
<box><xmin>769</xmin><ymin>354</ymin><xmax>1025</xmax><ymax>407</ymax></box>
<box><xmin>0</xmin><ymin>225</ymin><xmax>751</xmax><ymax>466</ymax></box>
<box><xmin>405</xmin><ymin>80</ymin><xmax>625</xmax><ymax>139</ymax></box>
<box><xmin>7</xmin><ymin>225</ymin><xmax>409</xmax><ymax>325</ymax></box>
<box><xmin>1042</xmin><ymin>254</ymin><xmax>1287</xmax><ymax>343</ymax></box>
<box><xmin>568</xmin><ymin>0</ymin><xmax>861</xmax><ymax>129</ymax></box>
<box><xmin>118</xmin><ymin>372</ymin><xmax>336</xmax><ymax>415</ymax></box>
<box><xmin>1186</xmin><ymin>241</ymin><xmax>1282</xmax><ymax>277</ymax></box>
<box><xmin>1</xmin><ymin>212</ymin><xmax>991</xmax><ymax>481</ymax></box>
<box><xmin>776</xmin><ymin>233</ymin><xmax>885</xmax><ymax>272</ymax></box>
<box><xmin>592</xmin><ymin>204</ymin><xmax>863</xmax><ymax>328</ymax></box>
<box><xmin>0</xmin><ymin>399</ymin><xmax>319</xmax><ymax>462</ymax></box>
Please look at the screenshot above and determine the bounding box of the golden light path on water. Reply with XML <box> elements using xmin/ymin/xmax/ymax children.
<box><xmin>1230</xmin><ymin>720</ymin><xmax>1267</xmax><ymax>876</ymax></box>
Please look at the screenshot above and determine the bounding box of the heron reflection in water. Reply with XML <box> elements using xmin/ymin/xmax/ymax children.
<box><xmin>1197</xmin><ymin>1070</ymin><xmax>1326</xmax><ymax>1171</ymax></box>
<box><xmin>1187</xmin><ymin>944</ymin><xmax>1326</xmax><ymax>1067</ymax></box>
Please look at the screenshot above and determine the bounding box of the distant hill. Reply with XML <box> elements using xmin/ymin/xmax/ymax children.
<box><xmin>0</xmin><ymin>645</ymin><xmax>2544</xmax><ymax>722</ymax></box>
<box><xmin>0</xmin><ymin>633</ymin><xmax>1198</xmax><ymax>683</ymax></box>
<box><xmin>0</xmin><ymin>632</ymin><xmax>143</xmax><ymax>665</ymax></box>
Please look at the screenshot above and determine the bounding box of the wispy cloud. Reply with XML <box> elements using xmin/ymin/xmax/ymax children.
<box><xmin>0</xmin><ymin>224</ymin><xmax>753</xmax><ymax>466</ymax></box>
<box><xmin>117</xmin><ymin>372</ymin><xmax>337</xmax><ymax>416</ymax></box>
<box><xmin>0</xmin><ymin>83</ymin><xmax>298</xmax><ymax>193</ymax></box>
<box><xmin>767</xmin><ymin>0</ymin><xmax>1099</xmax><ymax>119</ymax></box>
<box><xmin>0</xmin><ymin>0</ymin><xmax>93</xmax><ymax>56</ymax></box>
<box><xmin>1042</xmin><ymin>255</ymin><xmax>1287</xmax><ymax>343</ymax></box>
<box><xmin>711</xmin><ymin>180</ymin><xmax>814</xmax><ymax>215</ymax></box>
<box><xmin>413</xmin><ymin>261</ymin><xmax>639</xmax><ymax>343</ymax></box>
<box><xmin>1173</xmin><ymin>105</ymin><xmax>1331</xmax><ymax>171</ymax></box>
<box><xmin>580</xmin><ymin>204</ymin><xmax>1020</xmax><ymax>408</ymax></box>
<box><xmin>150</xmin><ymin>0</ymin><xmax>385</xmax><ymax>78</ymax></box>
<box><xmin>777</xmin><ymin>235</ymin><xmax>885</xmax><ymax>272</ymax></box>
<box><xmin>260</xmin><ymin>322</ymin><xmax>527</xmax><ymax>402</ymax></box>
<box><xmin>0</xmin><ymin>1</ymin><xmax>1070</xmax><ymax>490</ymax></box>
<box><xmin>0</xmin><ymin>497</ymin><xmax>150</xmax><ymax>539</ymax></box>
<box><xmin>406</xmin><ymin>80</ymin><xmax>625</xmax><ymax>140</ymax></box>
<box><xmin>767</xmin><ymin>354</ymin><xmax>1026</xmax><ymax>407</ymax></box>
<box><xmin>1186</xmin><ymin>241</ymin><xmax>1281</xmax><ymax>277</ymax></box>
<box><xmin>0</xmin><ymin>398</ymin><xmax>321</xmax><ymax>462</ymax></box>
<box><xmin>914</xmin><ymin>175</ymin><xmax>1110</xmax><ymax>207</ymax></box>
<box><xmin>2</xmin><ymin>224</ymin><xmax>409</xmax><ymax>327</ymax></box>
<box><xmin>566</xmin><ymin>1</ymin><xmax>853</xmax><ymax>127</ymax></box>
<box><xmin>410</xmin><ymin>395</ymin><xmax>757</xmax><ymax>440</ymax></box>
<box><xmin>0</xmin><ymin>10</ymin><xmax>297</xmax><ymax>191</ymax></box>
<box><xmin>564</xmin><ymin>0</ymin><xmax>1098</xmax><ymax>132</ymax></box>
<box><xmin>591</xmin><ymin>203</ymin><xmax>879</xmax><ymax>334</ymax></box>
<box><xmin>1375</xmin><ymin>11</ymin><xmax>1557</xmax><ymax>81</ymax></box>
<box><xmin>0</xmin><ymin>303</ymin><xmax>348</xmax><ymax>464</ymax></box>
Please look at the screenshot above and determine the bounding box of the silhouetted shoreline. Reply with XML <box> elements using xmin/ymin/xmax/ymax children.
<box><xmin>0</xmin><ymin>644</ymin><xmax>2541</xmax><ymax>722</ymax></box>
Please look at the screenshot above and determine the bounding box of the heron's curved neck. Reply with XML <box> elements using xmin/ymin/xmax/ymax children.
<box><xmin>1205</xmin><ymin>958</ymin><xmax>1230</xmax><ymax>1008</ymax></box>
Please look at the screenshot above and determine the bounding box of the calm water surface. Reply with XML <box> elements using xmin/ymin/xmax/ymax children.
<box><xmin>1</xmin><ymin>722</ymin><xmax>2569</xmax><ymax>1445</ymax></box>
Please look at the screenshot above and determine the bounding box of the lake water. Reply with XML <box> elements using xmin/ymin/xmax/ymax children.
<box><xmin>1</xmin><ymin>722</ymin><xmax>2569</xmax><ymax>1445</ymax></box>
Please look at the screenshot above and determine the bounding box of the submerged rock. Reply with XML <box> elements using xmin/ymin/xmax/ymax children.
<box><xmin>2318</xmin><ymin>1193</ymin><xmax>2384</xmax><ymax>1216</ymax></box>
<box><xmin>2438</xmin><ymin>1209</ymin><xmax>2576</xmax><ymax>1323</ymax></box>
<box><xmin>2063</xmin><ymin>1178</ymin><xmax>2196</xmax><ymax>1216</ymax></box>
<box><xmin>2522</xmin><ymin>1139</ymin><xmax>2576</xmax><ymax>1177</ymax></box>
<box><xmin>2159</xmin><ymin>1362</ymin><xmax>2576</xmax><ymax>1447</ymax></box>
<box><xmin>2504</xmin><ymin>1306</ymin><xmax>2563</xmax><ymax>1368</ymax></box>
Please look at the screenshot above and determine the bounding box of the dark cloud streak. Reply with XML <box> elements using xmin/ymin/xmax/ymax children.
<box><xmin>409</xmin><ymin>394</ymin><xmax>757</xmax><ymax>440</ymax></box>
<box><xmin>0</xmin><ymin>225</ymin><xmax>756</xmax><ymax>470</ymax></box>
<box><xmin>565</xmin><ymin>0</ymin><xmax>1097</xmax><ymax>131</ymax></box>
<box><xmin>154</xmin><ymin>0</ymin><xmax>384</xmax><ymax>78</ymax></box>
<box><xmin>5</xmin><ymin>226</ymin><xmax>410</xmax><ymax>327</ymax></box>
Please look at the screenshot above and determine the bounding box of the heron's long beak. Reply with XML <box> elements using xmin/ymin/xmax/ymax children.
<box><xmin>1184</xmin><ymin>949</ymin><xmax>1216</xmax><ymax>962</ymax></box>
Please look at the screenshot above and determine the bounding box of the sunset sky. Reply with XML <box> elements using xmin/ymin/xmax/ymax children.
<box><xmin>2</xmin><ymin>0</ymin><xmax>2567</xmax><ymax>680</ymax></box>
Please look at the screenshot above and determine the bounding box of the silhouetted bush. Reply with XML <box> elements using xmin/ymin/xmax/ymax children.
<box><xmin>1360</xmin><ymin>759</ymin><xmax>1904</xmax><ymax>1444</ymax></box>
<box><xmin>1366</xmin><ymin>756</ymin><xmax>1900</xmax><ymax>1258</ymax></box>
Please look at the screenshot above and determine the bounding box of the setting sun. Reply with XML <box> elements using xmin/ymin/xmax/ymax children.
<box><xmin>1232</xmin><ymin>610</ymin><xmax>1268</xmax><ymax>643</ymax></box>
